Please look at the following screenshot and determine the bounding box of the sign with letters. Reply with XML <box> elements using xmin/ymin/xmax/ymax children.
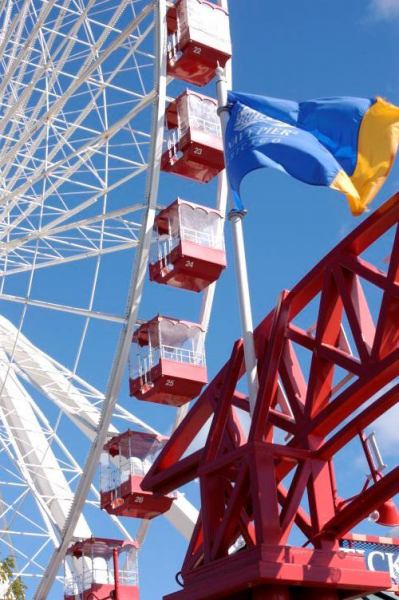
<box><xmin>340</xmin><ymin>538</ymin><xmax>399</xmax><ymax>591</ymax></box>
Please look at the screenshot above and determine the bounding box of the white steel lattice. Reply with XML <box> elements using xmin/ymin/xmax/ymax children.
<box><xmin>0</xmin><ymin>0</ymin><xmax>230</xmax><ymax>597</ymax></box>
<box><xmin>0</xmin><ymin>1</ymin><xmax>182</xmax><ymax>597</ymax></box>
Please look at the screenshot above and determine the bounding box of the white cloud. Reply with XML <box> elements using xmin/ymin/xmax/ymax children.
<box><xmin>369</xmin><ymin>0</ymin><xmax>399</xmax><ymax>19</ymax></box>
<box><xmin>373</xmin><ymin>403</ymin><xmax>399</xmax><ymax>456</ymax></box>
<box><xmin>358</xmin><ymin>379</ymin><xmax>399</xmax><ymax>458</ymax></box>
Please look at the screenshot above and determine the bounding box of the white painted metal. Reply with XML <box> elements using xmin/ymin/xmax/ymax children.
<box><xmin>0</xmin><ymin>313</ymin><xmax>199</xmax><ymax>552</ymax></box>
<box><xmin>0</xmin><ymin>309</ymin><xmax>198</xmax><ymax>591</ymax></box>
<box><xmin>0</xmin><ymin>0</ymin><xmax>228</xmax><ymax>595</ymax></box>
<box><xmin>0</xmin><ymin>349</ymin><xmax>91</xmax><ymax>541</ymax></box>
<box><xmin>216</xmin><ymin>66</ymin><xmax>259</xmax><ymax>415</ymax></box>
<box><xmin>0</xmin><ymin>315</ymin><xmax>157</xmax><ymax>439</ymax></box>
<box><xmin>5</xmin><ymin>313</ymin><xmax>198</xmax><ymax>536</ymax></box>
<box><xmin>33</xmin><ymin>0</ymin><xmax>170</xmax><ymax>596</ymax></box>
<box><xmin>0</xmin><ymin>314</ymin><xmax>156</xmax><ymax>589</ymax></box>
<box><xmin>0</xmin><ymin>0</ymin><xmax>167</xmax><ymax>595</ymax></box>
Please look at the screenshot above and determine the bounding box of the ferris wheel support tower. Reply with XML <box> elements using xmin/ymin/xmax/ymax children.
<box><xmin>144</xmin><ymin>192</ymin><xmax>399</xmax><ymax>599</ymax></box>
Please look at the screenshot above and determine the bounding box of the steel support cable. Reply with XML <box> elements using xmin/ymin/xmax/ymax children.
<box><xmin>0</xmin><ymin>87</ymin><xmax>96</xmax><ymax>560</ymax></box>
<box><xmin>0</xmin><ymin>0</ymin><xmax>149</xmax><ymax>183</ymax></box>
<box><xmin>0</xmin><ymin>92</ymin><xmax>154</xmax><ymax>241</ymax></box>
<box><xmin>0</xmin><ymin>9</ymin><xmax>153</xmax><ymax>237</ymax></box>
<box><xmin>1</xmin><ymin>11</ymin><xmax>152</xmax><ymax>244</ymax></box>
<box><xmin>0</xmin><ymin>0</ymin><xmax>52</xmax><ymax>107</ymax></box>
<box><xmin>0</xmin><ymin>191</ymin><xmax>145</xmax><ymax>263</ymax></box>
<box><xmin>34</xmin><ymin>1</ymin><xmax>167</xmax><ymax>596</ymax></box>
<box><xmin>0</xmin><ymin>0</ymin><xmax>123</xmax><ymax>160</ymax></box>
<box><xmin>0</xmin><ymin>0</ymin><xmax>78</xmax><ymax>158</ymax></box>
<box><xmin>0</xmin><ymin>325</ymin><xmax>154</xmax><ymax>581</ymax></box>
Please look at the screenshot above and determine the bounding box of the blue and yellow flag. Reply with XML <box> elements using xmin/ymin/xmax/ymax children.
<box><xmin>225</xmin><ymin>91</ymin><xmax>399</xmax><ymax>215</ymax></box>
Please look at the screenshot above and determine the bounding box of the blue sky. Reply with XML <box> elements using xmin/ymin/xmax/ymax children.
<box><xmin>135</xmin><ymin>2</ymin><xmax>399</xmax><ymax>599</ymax></box>
<box><xmin>9</xmin><ymin>2</ymin><xmax>396</xmax><ymax>597</ymax></box>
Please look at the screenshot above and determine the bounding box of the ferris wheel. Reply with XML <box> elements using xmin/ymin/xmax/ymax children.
<box><xmin>0</xmin><ymin>0</ymin><xmax>232</xmax><ymax>597</ymax></box>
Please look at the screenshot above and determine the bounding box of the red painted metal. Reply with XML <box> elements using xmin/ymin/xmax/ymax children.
<box><xmin>149</xmin><ymin>199</ymin><xmax>226</xmax><ymax>292</ymax></box>
<box><xmin>129</xmin><ymin>359</ymin><xmax>207</xmax><ymax>406</ymax></box>
<box><xmin>161</xmin><ymin>91</ymin><xmax>224</xmax><ymax>184</ymax></box>
<box><xmin>129</xmin><ymin>316</ymin><xmax>208</xmax><ymax>406</ymax></box>
<box><xmin>373</xmin><ymin>500</ymin><xmax>399</xmax><ymax>527</ymax></box>
<box><xmin>113</xmin><ymin>547</ymin><xmax>120</xmax><ymax>600</ymax></box>
<box><xmin>101</xmin><ymin>474</ymin><xmax>174</xmax><ymax>519</ymax></box>
<box><xmin>64</xmin><ymin>584</ymin><xmax>137</xmax><ymax>600</ymax></box>
<box><xmin>64</xmin><ymin>538</ymin><xmax>139</xmax><ymax>600</ymax></box>
<box><xmin>100</xmin><ymin>431</ymin><xmax>175</xmax><ymax>520</ymax></box>
<box><xmin>143</xmin><ymin>193</ymin><xmax>399</xmax><ymax>599</ymax></box>
<box><xmin>166</xmin><ymin>0</ymin><xmax>231</xmax><ymax>86</ymax></box>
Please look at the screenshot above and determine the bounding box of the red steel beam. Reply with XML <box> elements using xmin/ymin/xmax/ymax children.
<box><xmin>319</xmin><ymin>466</ymin><xmax>399</xmax><ymax>538</ymax></box>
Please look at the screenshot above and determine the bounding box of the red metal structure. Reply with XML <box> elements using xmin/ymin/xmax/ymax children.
<box><xmin>149</xmin><ymin>198</ymin><xmax>226</xmax><ymax>292</ymax></box>
<box><xmin>100</xmin><ymin>431</ymin><xmax>175</xmax><ymax>519</ymax></box>
<box><xmin>129</xmin><ymin>315</ymin><xmax>208</xmax><ymax>406</ymax></box>
<box><xmin>166</xmin><ymin>0</ymin><xmax>231</xmax><ymax>86</ymax></box>
<box><xmin>64</xmin><ymin>538</ymin><xmax>139</xmax><ymax>600</ymax></box>
<box><xmin>161</xmin><ymin>90</ymin><xmax>224</xmax><ymax>183</ymax></box>
<box><xmin>143</xmin><ymin>193</ymin><xmax>399</xmax><ymax>599</ymax></box>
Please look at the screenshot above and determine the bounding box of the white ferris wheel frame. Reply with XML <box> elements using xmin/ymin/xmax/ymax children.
<box><xmin>0</xmin><ymin>0</ymin><xmax>231</xmax><ymax>597</ymax></box>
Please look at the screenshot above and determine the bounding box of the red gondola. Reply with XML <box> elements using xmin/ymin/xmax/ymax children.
<box><xmin>167</xmin><ymin>0</ymin><xmax>231</xmax><ymax>87</ymax></box>
<box><xmin>149</xmin><ymin>198</ymin><xmax>226</xmax><ymax>292</ymax></box>
<box><xmin>129</xmin><ymin>316</ymin><xmax>207</xmax><ymax>406</ymax></box>
<box><xmin>64</xmin><ymin>538</ymin><xmax>139</xmax><ymax>600</ymax></box>
<box><xmin>100</xmin><ymin>431</ymin><xmax>175</xmax><ymax>520</ymax></box>
<box><xmin>161</xmin><ymin>90</ymin><xmax>224</xmax><ymax>184</ymax></box>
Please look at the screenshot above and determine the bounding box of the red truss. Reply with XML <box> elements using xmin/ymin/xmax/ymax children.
<box><xmin>143</xmin><ymin>193</ymin><xmax>399</xmax><ymax>600</ymax></box>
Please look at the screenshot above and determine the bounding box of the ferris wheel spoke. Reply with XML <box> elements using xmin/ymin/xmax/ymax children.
<box><xmin>0</xmin><ymin>1</ymin><xmax>153</xmax><ymax>184</ymax></box>
<box><xmin>39</xmin><ymin>204</ymin><xmax>144</xmax><ymax>237</ymax></box>
<box><xmin>0</xmin><ymin>369</ymin><xmax>91</xmax><ymax>541</ymax></box>
<box><xmin>0</xmin><ymin>315</ymin><xmax>160</xmax><ymax>441</ymax></box>
<box><xmin>0</xmin><ymin>370</ymin><xmax>84</xmax><ymax>503</ymax></box>
<box><xmin>2</xmin><ymin>176</ymin><xmax>146</xmax><ymax>250</ymax></box>
<box><xmin>0</xmin><ymin>0</ymin><xmax>57</xmax><ymax>109</ymax></box>
<box><xmin>0</xmin><ymin>2</ymin><xmax>21</xmax><ymax>62</ymax></box>
<box><xmin>0</xmin><ymin>320</ymin><xmax>160</xmax><ymax>576</ymax></box>
<box><xmin>33</xmin><ymin>0</ymin><xmax>167</xmax><ymax>589</ymax></box>
<box><xmin>0</xmin><ymin>319</ymin><xmax>103</xmax><ymax>436</ymax></box>
<box><xmin>0</xmin><ymin>294</ymin><xmax>127</xmax><ymax>324</ymax></box>
<box><xmin>0</xmin><ymin>0</ymin><xmax>119</xmax><ymax>155</ymax></box>
<box><xmin>0</xmin><ymin>240</ymin><xmax>140</xmax><ymax>275</ymax></box>
<box><xmin>0</xmin><ymin>23</ymin><xmax>155</xmax><ymax>256</ymax></box>
<box><xmin>0</xmin><ymin>92</ymin><xmax>154</xmax><ymax>239</ymax></box>
<box><xmin>0</xmin><ymin>491</ymin><xmax>56</xmax><ymax>554</ymax></box>
<box><xmin>0</xmin><ymin>203</ymin><xmax>145</xmax><ymax>275</ymax></box>
<box><xmin>12</xmin><ymin>537</ymin><xmax>54</xmax><ymax>581</ymax></box>
<box><xmin>0</xmin><ymin>0</ymin><xmax>231</xmax><ymax>594</ymax></box>
<box><xmin>0</xmin><ymin>529</ymin><xmax>47</xmax><ymax>538</ymax></box>
<box><xmin>0</xmin><ymin>171</ymin><xmax>148</xmax><ymax>257</ymax></box>
<box><xmin>0</xmin><ymin>519</ymin><xmax>53</xmax><ymax>574</ymax></box>
<box><xmin>26</xmin><ymin>404</ymin><xmax>135</xmax><ymax>543</ymax></box>
<box><xmin>0</xmin><ymin>387</ymin><xmax>107</xmax><ymax>582</ymax></box>
<box><xmin>0</xmin><ymin>488</ymin><xmax>30</xmax><ymax>526</ymax></box>
<box><xmin>0</xmin><ymin>38</ymin><xmax>155</xmax><ymax>148</ymax></box>
<box><xmin>0</xmin><ymin>0</ymin><xmax>83</xmax><ymax>157</ymax></box>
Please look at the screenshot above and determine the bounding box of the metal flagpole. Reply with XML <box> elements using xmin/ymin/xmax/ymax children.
<box><xmin>216</xmin><ymin>67</ymin><xmax>259</xmax><ymax>416</ymax></box>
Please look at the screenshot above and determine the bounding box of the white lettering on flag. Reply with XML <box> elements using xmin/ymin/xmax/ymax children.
<box><xmin>228</xmin><ymin>105</ymin><xmax>299</xmax><ymax>163</ymax></box>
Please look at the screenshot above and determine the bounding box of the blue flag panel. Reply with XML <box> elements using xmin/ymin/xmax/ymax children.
<box><xmin>225</xmin><ymin>91</ymin><xmax>399</xmax><ymax>215</ymax></box>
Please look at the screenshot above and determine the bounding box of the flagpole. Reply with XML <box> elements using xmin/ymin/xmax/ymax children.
<box><xmin>216</xmin><ymin>67</ymin><xmax>259</xmax><ymax>417</ymax></box>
